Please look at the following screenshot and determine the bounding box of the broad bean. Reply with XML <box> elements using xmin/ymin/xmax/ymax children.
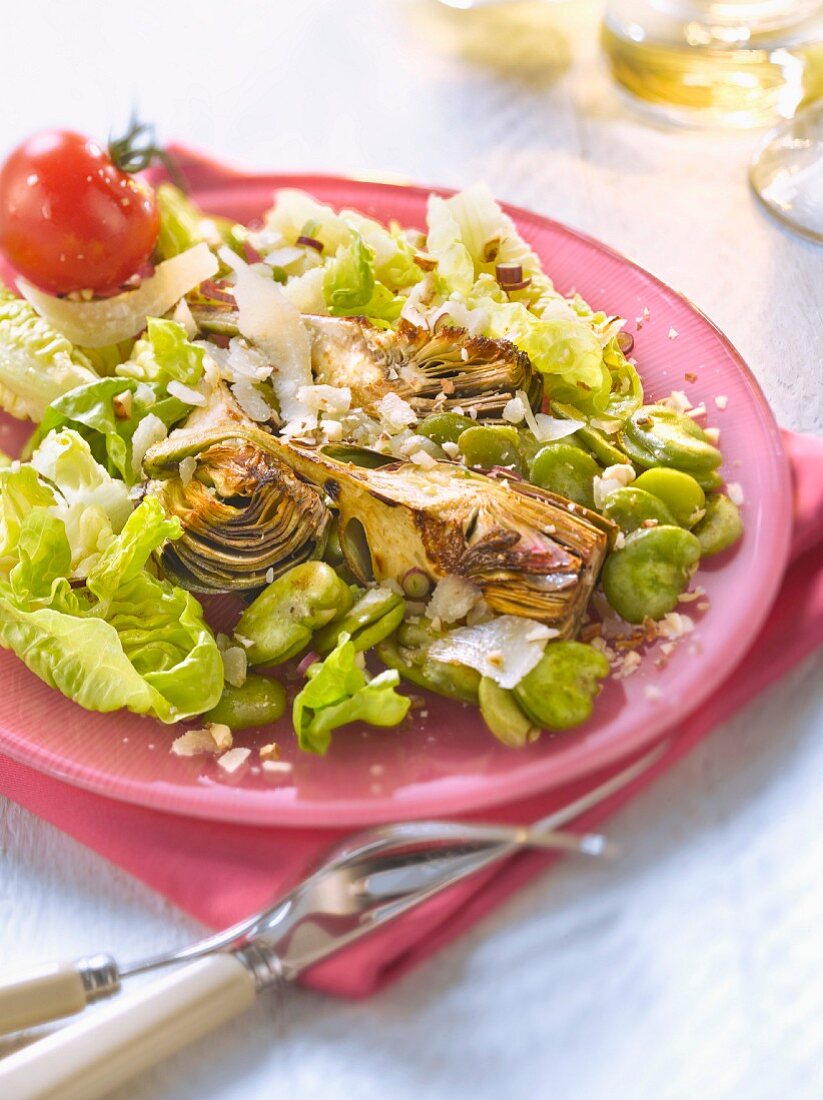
<box><xmin>513</xmin><ymin>641</ymin><xmax>610</xmax><ymax>730</ymax></box>
<box><xmin>601</xmin><ymin>525</ymin><xmax>701</xmax><ymax>622</ymax></box>
<box><xmin>693</xmin><ymin>493</ymin><xmax>743</xmax><ymax>556</ymax></box>
<box><xmin>236</xmin><ymin>562</ymin><xmax>353</xmax><ymax>666</ymax></box>
<box><xmin>458</xmin><ymin>425</ymin><xmax>525</xmax><ymax>474</ymax></box>
<box><xmin>550</xmin><ymin>402</ymin><xmax>628</xmax><ymax>468</ymax></box>
<box><xmin>315</xmin><ymin>585</ymin><xmax>407</xmax><ymax>654</ymax></box>
<box><xmin>601</xmin><ymin>487</ymin><xmax>677</xmax><ymax>534</ymax></box>
<box><xmin>620</xmin><ymin>405</ymin><xmax>722</xmax><ymax>474</ymax></box>
<box><xmin>417</xmin><ymin>412</ymin><xmax>476</xmax><ymax>446</ymax></box>
<box><xmin>633</xmin><ymin>468</ymin><xmax>705</xmax><ymax>528</ymax></box>
<box><xmin>478</xmin><ymin>677</ymin><xmax>538</xmax><ymax>748</ymax></box>
<box><xmin>204</xmin><ymin>674</ymin><xmax>286</xmax><ymax>729</ymax></box>
<box><xmin>529</xmin><ymin>443</ymin><xmax>601</xmax><ymax>508</ymax></box>
<box><xmin>377</xmin><ymin>621</ymin><xmax>481</xmax><ymax>703</ymax></box>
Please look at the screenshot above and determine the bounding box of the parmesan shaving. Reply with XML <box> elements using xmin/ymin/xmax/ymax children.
<box><xmin>429</xmin><ymin>615</ymin><xmax>557</xmax><ymax>689</ymax></box>
<box><xmin>220</xmin><ymin>248</ymin><xmax>313</xmax><ymax>422</ymax></box>
<box><xmin>19</xmin><ymin>243</ymin><xmax>217</xmax><ymax>348</ymax></box>
<box><xmin>167</xmin><ymin>380</ymin><xmax>206</xmax><ymax>406</ymax></box>
<box><xmin>132</xmin><ymin>414</ymin><xmax>168</xmax><ymax>476</ymax></box>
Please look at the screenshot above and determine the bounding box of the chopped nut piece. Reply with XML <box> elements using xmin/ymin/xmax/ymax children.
<box><xmin>259</xmin><ymin>742</ymin><xmax>280</xmax><ymax>762</ymax></box>
<box><xmin>113</xmin><ymin>391</ymin><xmax>133</xmax><ymax>421</ymax></box>
<box><xmin>171</xmin><ymin>722</ymin><xmax>233</xmax><ymax>757</ymax></box>
<box><xmin>217</xmin><ymin>747</ymin><xmax>251</xmax><ymax>774</ymax></box>
<box><xmin>261</xmin><ymin>759</ymin><xmax>293</xmax><ymax>776</ymax></box>
<box><xmin>685</xmin><ymin>372</ymin><xmax>698</xmax><ymax>383</ymax></box>
<box><xmin>714</xmin><ymin>395</ymin><xmax>728</xmax><ymax>410</ymax></box>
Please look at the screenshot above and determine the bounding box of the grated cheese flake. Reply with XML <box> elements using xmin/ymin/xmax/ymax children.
<box><xmin>429</xmin><ymin>614</ymin><xmax>557</xmax><ymax>689</ymax></box>
<box><xmin>167</xmin><ymin>379</ymin><xmax>206</xmax><ymax>406</ymax></box>
<box><xmin>426</xmin><ymin>575</ymin><xmax>483</xmax><ymax>624</ymax></box>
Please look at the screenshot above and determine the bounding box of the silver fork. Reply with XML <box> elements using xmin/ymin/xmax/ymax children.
<box><xmin>0</xmin><ymin>740</ymin><xmax>668</xmax><ymax>1100</ymax></box>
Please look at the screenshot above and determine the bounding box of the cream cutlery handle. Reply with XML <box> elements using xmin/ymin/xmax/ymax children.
<box><xmin>0</xmin><ymin>962</ymin><xmax>94</xmax><ymax>1036</ymax></box>
<box><xmin>0</xmin><ymin>953</ymin><xmax>259</xmax><ymax>1100</ymax></box>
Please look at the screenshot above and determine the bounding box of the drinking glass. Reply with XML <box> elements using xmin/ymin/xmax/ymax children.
<box><xmin>602</xmin><ymin>1</ymin><xmax>823</xmax><ymax>128</ymax></box>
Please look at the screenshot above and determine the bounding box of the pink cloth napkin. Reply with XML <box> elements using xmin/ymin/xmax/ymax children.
<box><xmin>0</xmin><ymin>431</ymin><xmax>820</xmax><ymax>999</ymax></box>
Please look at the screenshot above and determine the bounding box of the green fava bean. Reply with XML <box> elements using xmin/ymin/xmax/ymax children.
<box><xmin>479</xmin><ymin>677</ymin><xmax>538</xmax><ymax>748</ymax></box>
<box><xmin>513</xmin><ymin>641</ymin><xmax>610</xmax><ymax>730</ymax></box>
<box><xmin>550</xmin><ymin>402</ymin><xmax>628</xmax><ymax>468</ymax></box>
<box><xmin>377</xmin><ymin>621</ymin><xmax>481</xmax><ymax>704</ymax></box>
<box><xmin>621</xmin><ymin>405</ymin><xmax>722</xmax><ymax>473</ymax></box>
<box><xmin>204</xmin><ymin>675</ymin><xmax>286</xmax><ymax>730</ymax></box>
<box><xmin>529</xmin><ymin>443</ymin><xmax>601</xmax><ymax>508</ymax></box>
<box><xmin>417</xmin><ymin>412</ymin><xmax>476</xmax><ymax>446</ymax></box>
<box><xmin>695</xmin><ymin>468</ymin><xmax>724</xmax><ymax>492</ymax></box>
<box><xmin>693</xmin><ymin>493</ymin><xmax>743</xmax><ymax>556</ymax></box>
<box><xmin>458</xmin><ymin>425</ymin><xmax>525</xmax><ymax>474</ymax></box>
<box><xmin>236</xmin><ymin>562</ymin><xmax>353</xmax><ymax>667</ymax></box>
<box><xmin>633</xmin><ymin>468</ymin><xmax>706</xmax><ymax>528</ymax></box>
<box><xmin>315</xmin><ymin>585</ymin><xmax>407</xmax><ymax>654</ymax></box>
<box><xmin>601</xmin><ymin>525</ymin><xmax>702</xmax><ymax>623</ymax></box>
<box><xmin>601</xmin><ymin>487</ymin><xmax>676</xmax><ymax>534</ymax></box>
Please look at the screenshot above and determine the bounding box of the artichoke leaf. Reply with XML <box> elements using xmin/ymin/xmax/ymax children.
<box><xmin>144</xmin><ymin>385</ymin><xmax>613</xmax><ymax>633</ymax></box>
<box><xmin>144</xmin><ymin>389</ymin><xmax>330</xmax><ymax>593</ymax></box>
<box><xmin>187</xmin><ymin>306</ymin><xmax>542</xmax><ymax>419</ymax></box>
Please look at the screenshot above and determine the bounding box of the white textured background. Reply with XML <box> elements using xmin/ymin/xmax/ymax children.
<box><xmin>0</xmin><ymin>2</ymin><xmax>821</xmax><ymax>1098</ymax></box>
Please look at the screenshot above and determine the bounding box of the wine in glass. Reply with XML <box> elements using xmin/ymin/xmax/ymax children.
<box><xmin>602</xmin><ymin>1</ymin><xmax>823</xmax><ymax>128</ymax></box>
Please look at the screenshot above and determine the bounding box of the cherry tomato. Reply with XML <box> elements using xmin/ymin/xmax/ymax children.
<box><xmin>0</xmin><ymin>130</ymin><xmax>159</xmax><ymax>295</ymax></box>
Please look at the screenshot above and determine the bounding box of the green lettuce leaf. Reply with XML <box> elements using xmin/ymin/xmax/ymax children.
<box><xmin>9</xmin><ymin>509</ymin><xmax>72</xmax><ymax>602</ymax></box>
<box><xmin>116</xmin><ymin>318</ymin><xmax>204</xmax><ymax>387</ymax></box>
<box><xmin>468</xmin><ymin>287</ymin><xmax>608</xmax><ymax>400</ymax></box>
<box><xmin>0</xmin><ymin>489</ymin><xmax>222</xmax><ymax>722</ymax></box>
<box><xmin>75</xmin><ymin>340</ymin><xmax>135</xmax><ymax>377</ymax></box>
<box><xmin>293</xmin><ymin>633</ymin><xmax>410</xmax><ymax>754</ymax></box>
<box><xmin>30</xmin><ymin>430</ymin><xmax>132</xmax><ymax>576</ymax></box>
<box><xmin>322</xmin><ymin>232</ymin><xmax>404</xmax><ymax>325</ymax></box>
<box><xmin>86</xmin><ymin>494</ymin><xmax>180</xmax><ymax>606</ymax></box>
<box><xmin>34</xmin><ymin>378</ymin><xmax>189</xmax><ymax>485</ymax></box>
<box><xmin>425</xmin><ymin>184</ymin><xmax>542</xmax><ymax>294</ymax></box>
<box><xmin>263</xmin><ymin>189</ymin><xmax>353</xmax><ymax>255</ymax></box>
<box><xmin>0</xmin><ymin>465</ymin><xmax>57</xmax><ymax>568</ymax></box>
<box><xmin>0</xmin><ymin>285</ymin><xmax>98</xmax><ymax>422</ymax></box>
<box><xmin>102</xmin><ymin>571</ymin><xmax>223</xmax><ymax>719</ymax></box>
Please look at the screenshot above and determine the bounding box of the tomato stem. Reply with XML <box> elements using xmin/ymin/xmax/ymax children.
<box><xmin>108</xmin><ymin>114</ymin><xmax>187</xmax><ymax>191</ymax></box>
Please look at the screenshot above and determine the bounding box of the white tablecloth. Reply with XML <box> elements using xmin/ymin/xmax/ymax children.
<box><xmin>1</xmin><ymin>3</ymin><xmax>821</xmax><ymax>1097</ymax></box>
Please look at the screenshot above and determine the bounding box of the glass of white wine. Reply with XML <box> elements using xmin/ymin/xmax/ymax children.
<box><xmin>602</xmin><ymin>1</ymin><xmax>823</xmax><ymax>128</ymax></box>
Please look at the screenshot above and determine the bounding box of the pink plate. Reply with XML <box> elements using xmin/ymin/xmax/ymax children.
<box><xmin>0</xmin><ymin>147</ymin><xmax>792</xmax><ymax>827</ymax></box>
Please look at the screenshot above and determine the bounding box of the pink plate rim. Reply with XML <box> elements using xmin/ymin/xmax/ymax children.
<box><xmin>0</xmin><ymin>146</ymin><xmax>793</xmax><ymax>826</ymax></box>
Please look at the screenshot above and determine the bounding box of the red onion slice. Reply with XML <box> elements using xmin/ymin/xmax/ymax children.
<box><xmin>200</xmin><ymin>280</ymin><xmax>237</xmax><ymax>305</ymax></box>
<box><xmin>296</xmin><ymin>650</ymin><xmax>320</xmax><ymax>677</ymax></box>
<box><xmin>242</xmin><ymin>241</ymin><xmax>264</xmax><ymax>265</ymax></box>
<box><xmin>296</xmin><ymin>235</ymin><xmax>324</xmax><ymax>253</ymax></box>
<box><xmin>617</xmin><ymin>331</ymin><xmax>635</xmax><ymax>355</ymax></box>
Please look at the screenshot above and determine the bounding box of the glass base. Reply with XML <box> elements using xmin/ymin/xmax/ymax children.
<box><xmin>750</xmin><ymin>104</ymin><xmax>823</xmax><ymax>241</ymax></box>
<box><xmin>602</xmin><ymin>1</ymin><xmax>823</xmax><ymax>128</ymax></box>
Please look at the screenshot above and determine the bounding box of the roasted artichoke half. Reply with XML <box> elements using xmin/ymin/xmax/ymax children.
<box><xmin>279</xmin><ymin>442</ymin><xmax>615</xmax><ymax>637</ymax></box>
<box><xmin>144</xmin><ymin>388</ymin><xmax>613</xmax><ymax>634</ymax></box>
<box><xmin>189</xmin><ymin>300</ymin><xmax>541</xmax><ymax>418</ymax></box>
<box><xmin>143</xmin><ymin>397</ymin><xmax>330</xmax><ymax>593</ymax></box>
<box><xmin>304</xmin><ymin>316</ymin><xmax>541</xmax><ymax>418</ymax></box>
